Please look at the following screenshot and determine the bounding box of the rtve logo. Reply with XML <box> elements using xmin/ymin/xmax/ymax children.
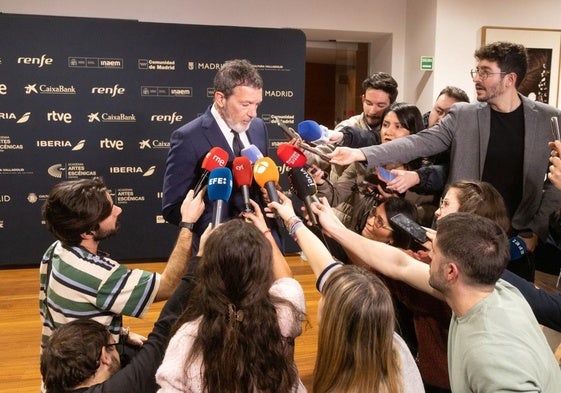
<box><xmin>100</xmin><ymin>138</ymin><xmax>124</xmax><ymax>150</ymax></box>
<box><xmin>47</xmin><ymin>111</ymin><xmax>72</xmax><ymax>123</ymax></box>
<box><xmin>150</xmin><ymin>112</ymin><xmax>183</xmax><ymax>125</ymax></box>
<box><xmin>91</xmin><ymin>84</ymin><xmax>125</xmax><ymax>97</ymax></box>
<box><xmin>17</xmin><ymin>54</ymin><xmax>53</xmax><ymax>68</ymax></box>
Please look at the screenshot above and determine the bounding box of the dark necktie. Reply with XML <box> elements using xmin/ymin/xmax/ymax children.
<box><xmin>231</xmin><ymin>130</ymin><xmax>245</xmax><ymax>156</ymax></box>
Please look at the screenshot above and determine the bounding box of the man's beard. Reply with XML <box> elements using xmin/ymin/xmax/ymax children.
<box><xmin>93</xmin><ymin>219</ymin><xmax>120</xmax><ymax>242</ymax></box>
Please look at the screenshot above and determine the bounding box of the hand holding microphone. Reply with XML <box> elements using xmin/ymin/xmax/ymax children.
<box><xmin>288</xmin><ymin>167</ymin><xmax>321</xmax><ymax>227</ymax></box>
<box><xmin>193</xmin><ymin>147</ymin><xmax>229</xmax><ymax>195</ymax></box>
<box><xmin>233</xmin><ymin>156</ymin><xmax>254</xmax><ymax>213</ymax></box>
<box><xmin>207</xmin><ymin>167</ymin><xmax>233</xmax><ymax>228</ymax></box>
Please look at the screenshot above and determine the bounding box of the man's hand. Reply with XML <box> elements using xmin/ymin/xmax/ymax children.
<box><xmin>180</xmin><ymin>188</ymin><xmax>206</xmax><ymax>224</ymax></box>
<box><xmin>548</xmin><ymin>140</ymin><xmax>561</xmax><ymax>190</ymax></box>
<box><xmin>328</xmin><ymin>147</ymin><xmax>366</xmax><ymax>166</ymax></box>
<box><xmin>310</xmin><ymin>197</ymin><xmax>347</xmax><ymax>238</ymax></box>
<box><xmin>329</xmin><ymin>130</ymin><xmax>344</xmax><ymax>144</ymax></box>
<box><xmin>386</xmin><ymin>169</ymin><xmax>421</xmax><ymax>194</ymax></box>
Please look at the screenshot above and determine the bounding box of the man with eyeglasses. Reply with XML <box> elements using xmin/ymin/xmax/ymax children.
<box><xmin>329</xmin><ymin>41</ymin><xmax>561</xmax><ymax>282</ymax></box>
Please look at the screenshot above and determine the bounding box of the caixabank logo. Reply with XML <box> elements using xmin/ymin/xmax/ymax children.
<box><xmin>25</xmin><ymin>83</ymin><xmax>77</xmax><ymax>95</ymax></box>
<box><xmin>0</xmin><ymin>112</ymin><xmax>31</xmax><ymax>124</ymax></box>
<box><xmin>48</xmin><ymin>163</ymin><xmax>97</xmax><ymax>179</ymax></box>
<box><xmin>36</xmin><ymin>140</ymin><xmax>85</xmax><ymax>151</ymax></box>
<box><xmin>139</xmin><ymin>139</ymin><xmax>170</xmax><ymax>150</ymax></box>
<box><xmin>109</xmin><ymin>165</ymin><xmax>156</xmax><ymax>177</ymax></box>
<box><xmin>87</xmin><ymin>112</ymin><xmax>136</xmax><ymax>123</ymax></box>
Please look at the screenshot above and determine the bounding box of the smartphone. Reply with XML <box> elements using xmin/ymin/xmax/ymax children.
<box><xmin>551</xmin><ymin>117</ymin><xmax>560</xmax><ymax>141</ymax></box>
<box><xmin>389</xmin><ymin>213</ymin><xmax>428</xmax><ymax>243</ymax></box>
<box><xmin>376</xmin><ymin>166</ymin><xmax>397</xmax><ymax>183</ymax></box>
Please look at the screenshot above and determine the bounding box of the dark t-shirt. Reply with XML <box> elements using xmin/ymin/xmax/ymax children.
<box><xmin>482</xmin><ymin>104</ymin><xmax>525</xmax><ymax>219</ymax></box>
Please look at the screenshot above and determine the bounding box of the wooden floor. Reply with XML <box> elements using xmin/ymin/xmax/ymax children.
<box><xmin>0</xmin><ymin>256</ymin><xmax>320</xmax><ymax>393</ymax></box>
<box><xmin>1</xmin><ymin>257</ymin><xmax>559</xmax><ymax>392</ymax></box>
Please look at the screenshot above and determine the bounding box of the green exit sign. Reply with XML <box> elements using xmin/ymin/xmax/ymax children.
<box><xmin>420</xmin><ymin>56</ymin><xmax>433</xmax><ymax>71</ymax></box>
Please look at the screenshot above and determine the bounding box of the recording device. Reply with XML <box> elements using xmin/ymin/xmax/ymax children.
<box><xmin>272</xmin><ymin>115</ymin><xmax>331</xmax><ymax>162</ymax></box>
<box><xmin>551</xmin><ymin>116</ymin><xmax>560</xmax><ymax>141</ymax></box>
<box><xmin>232</xmin><ymin>156</ymin><xmax>254</xmax><ymax>213</ymax></box>
<box><xmin>389</xmin><ymin>213</ymin><xmax>427</xmax><ymax>243</ymax></box>
<box><xmin>207</xmin><ymin>167</ymin><xmax>233</xmax><ymax>228</ymax></box>
<box><xmin>253</xmin><ymin>157</ymin><xmax>280</xmax><ymax>204</ymax></box>
<box><xmin>297</xmin><ymin>120</ymin><xmax>335</xmax><ymax>150</ymax></box>
<box><xmin>240</xmin><ymin>144</ymin><xmax>264</xmax><ymax>164</ymax></box>
<box><xmin>288</xmin><ymin>167</ymin><xmax>320</xmax><ymax>226</ymax></box>
<box><xmin>193</xmin><ymin>147</ymin><xmax>229</xmax><ymax>195</ymax></box>
<box><xmin>376</xmin><ymin>166</ymin><xmax>397</xmax><ymax>183</ymax></box>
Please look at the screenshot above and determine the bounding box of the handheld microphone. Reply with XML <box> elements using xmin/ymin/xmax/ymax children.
<box><xmin>509</xmin><ymin>236</ymin><xmax>527</xmax><ymax>261</ymax></box>
<box><xmin>233</xmin><ymin>156</ymin><xmax>253</xmax><ymax>213</ymax></box>
<box><xmin>240</xmin><ymin>144</ymin><xmax>264</xmax><ymax>164</ymax></box>
<box><xmin>297</xmin><ymin>120</ymin><xmax>335</xmax><ymax>150</ymax></box>
<box><xmin>253</xmin><ymin>157</ymin><xmax>280</xmax><ymax>203</ymax></box>
<box><xmin>193</xmin><ymin>147</ymin><xmax>229</xmax><ymax>195</ymax></box>
<box><xmin>288</xmin><ymin>167</ymin><xmax>320</xmax><ymax>226</ymax></box>
<box><xmin>207</xmin><ymin>167</ymin><xmax>233</xmax><ymax>228</ymax></box>
<box><xmin>276</xmin><ymin>143</ymin><xmax>308</xmax><ymax>168</ymax></box>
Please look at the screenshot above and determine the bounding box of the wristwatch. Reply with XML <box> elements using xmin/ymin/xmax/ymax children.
<box><xmin>179</xmin><ymin>221</ymin><xmax>195</xmax><ymax>231</ymax></box>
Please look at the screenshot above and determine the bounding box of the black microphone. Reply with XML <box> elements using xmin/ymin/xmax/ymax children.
<box><xmin>288</xmin><ymin>167</ymin><xmax>320</xmax><ymax>227</ymax></box>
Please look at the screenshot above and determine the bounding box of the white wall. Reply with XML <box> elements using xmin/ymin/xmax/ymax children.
<box><xmin>3</xmin><ymin>0</ymin><xmax>561</xmax><ymax>108</ymax></box>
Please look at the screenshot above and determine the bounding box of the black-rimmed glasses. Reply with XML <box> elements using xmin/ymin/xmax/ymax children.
<box><xmin>470</xmin><ymin>68</ymin><xmax>507</xmax><ymax>80</ymax></box>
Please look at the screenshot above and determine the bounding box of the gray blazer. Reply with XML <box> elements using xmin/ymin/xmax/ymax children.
<box><xmin>360</xmin><ymin>94</ymin><xmax>561</xmax><ymax>240</ymax></box>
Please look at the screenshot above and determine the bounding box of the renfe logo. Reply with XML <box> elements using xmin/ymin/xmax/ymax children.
<box><xmin>17</xmin><ymin>54</ymin><xmax>53</xmax><ymax>68</ymax></box>
<box><xmin>91</xmin><ymin>84</ymin><xmax>125</xmax><ymax>97</ymax></box>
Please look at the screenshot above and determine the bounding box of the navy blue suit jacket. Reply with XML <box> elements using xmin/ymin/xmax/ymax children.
<box><xmin>162</xmin><ymin>106</ymin><xmax>270</xmax><ymax>247</ymax></box>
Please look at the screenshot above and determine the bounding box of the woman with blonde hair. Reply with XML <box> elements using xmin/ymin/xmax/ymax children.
<box><xmin>268</xmin><ymin>193</ymin><xmax>424</xmax><ymax>393</ymax></box>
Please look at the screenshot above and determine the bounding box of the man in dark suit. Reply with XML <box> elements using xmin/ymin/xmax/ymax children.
<box><xmin>162</xmin><ymin>59</ymin><xmax>271</xmax><ymax>251</ymax></box>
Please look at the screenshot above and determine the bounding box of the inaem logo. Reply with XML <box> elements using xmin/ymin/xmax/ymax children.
<box><xmin>47</xmin><ymin>164</ymin><xmax>64</xmax><ymax>178</ymax></box>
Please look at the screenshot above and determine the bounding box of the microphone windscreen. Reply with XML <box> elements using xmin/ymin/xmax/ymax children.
<box><xmin>232</xmin><ymin>156</ymin><xmax>253</xmax><ymax>187</ymax></box>
<box><xmin>240</xmin><ymin>144</ymin><xmax>264</xmax><ymax>164</ymax></box>
<box><xmin>207</xmin><ymin>167</ymin><xmax>233</xmax><ymax>202</ymax></box>
<box><xmin>253</xmin><ymin>157</ymin><xmax>279</xmax><ymax>188</ymax></box>
<box><xmin>201</xmin><ymin>147</ymin><xmax>229</xmax><ymax>171</ymax></box>
<box><xmin>288</xmin><ymin>167</ymin><xmax>317</xmax><ymax>199</ymax></box>
<box><xmin>277</xmin><ymin>143</ymin><xmax>307</xmax><ymax>168</ymax></box>
<box><xmin>297</xmin><ymin>120</ymin><xmax>322</xmax><ymax>142</ymax></box>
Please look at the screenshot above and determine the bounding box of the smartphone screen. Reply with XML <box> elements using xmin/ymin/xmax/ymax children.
<box><xmin>376</xmin><ymin>166</ymin><xmax>396</xmax><ymax>183</ymax></box>
<box><xmin>551</xmin><ymin>117</ymin><xmax>560</xmax><ymax>141</ymax></box>
<box><xmin>389</xmin><ymin>213</ymin><xmax>427</xmax><ymax>243</ymax></box>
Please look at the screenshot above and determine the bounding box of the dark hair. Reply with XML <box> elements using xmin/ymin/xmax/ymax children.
<box><xmin>362</xmin><ymin>72</ymin><xmax>399</xmax><ymax>103</ymax></box>
<box><xmin>474</xmin><ymin>41</ymin><xmax>528</xmax><ymax>88</ymax></box>
<box><xmin>447</xmin><ymin>180</ymin><xmax>510</xmax><ymax>232</ymax></box>
<box><xmin>41</xmin><ymin>319</ymin><xmax>110</xmax><ymax>393</ymax></box>
<box><xmin>438</xmin><ymin>86</ymin><xmax>470</xmax><ymax>103</ymax></box>
<box><xmin>436</xmin><ymin>212</ymin><xmax>509</xmax><ymax>286</ymax></box>
<box><xmin>384</xmin><ymin>197</ymin><xmax>420</xmax><ymax>249</ymax></box>
<box><xmin>381</xmin><ymin>102</ymin><xmax>424</xmax><ymax>135</ymax></box>
<box><xmin>42</xmin><ymin>177</ymin><xmax>112</xmax><ymax>246</ymax></box>
<box><xmin>172</xmin><ymin>220</ymin><xmax>300</xmax><ymax>393</ymax></box>
<box><xmin>214</xmin><ymin>59</ymin><xmax>263</xmax><ymax>98</ymax></box>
